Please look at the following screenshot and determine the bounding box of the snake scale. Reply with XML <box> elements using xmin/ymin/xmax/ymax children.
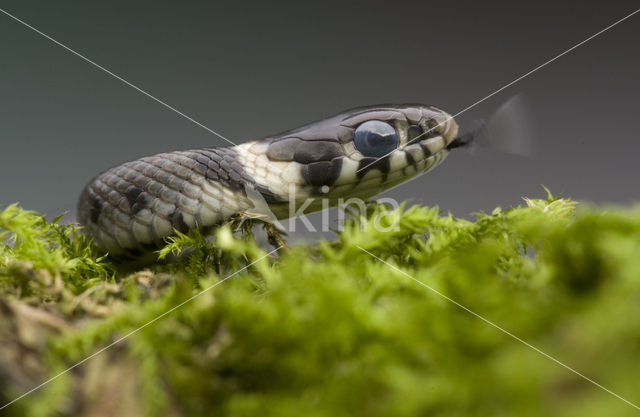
<box><xmin>78</xmin><ymin>104</ymin><xmax>467</xmax><ymax>254</ymax></box>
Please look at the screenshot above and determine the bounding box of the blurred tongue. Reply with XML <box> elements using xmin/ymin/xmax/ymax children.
<box><xmin>448</xmin><ymin>94</ymin><xmax>536</xmax><ymax>158</ymax></box>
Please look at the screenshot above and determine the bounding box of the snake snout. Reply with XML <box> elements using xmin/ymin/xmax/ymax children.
<box><xmin>442</xmin><ymin>117</ymin><xmax>459</xmax><ymax>146</ymax></box>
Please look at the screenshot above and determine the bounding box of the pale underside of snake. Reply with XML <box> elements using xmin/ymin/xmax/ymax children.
<box><xmin>78</xmin><ymin>104</ymin><xmax>470</xmax><ymax>255</ymax></box>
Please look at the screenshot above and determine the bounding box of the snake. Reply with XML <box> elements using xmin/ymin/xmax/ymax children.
<box><xmin>78</xmin><ymin>104</ymin><xmax>469</xmax><ymax>254</ymax></box>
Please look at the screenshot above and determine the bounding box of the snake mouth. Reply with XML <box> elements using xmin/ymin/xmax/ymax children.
<box><xmin>321</xmin><ymin>146</ymin><xmax>450</xmax><ymax>202</ymax></box>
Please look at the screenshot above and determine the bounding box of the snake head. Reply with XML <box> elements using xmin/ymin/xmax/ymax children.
<box><xmin>333</xmin><ymin>104</ymin><xmax>459</xmax><ymax>199</ymax></box>
<box><xmin>237</xmin><ymin>104</ymin><xmax>459</xmax><ymax>209</ymax></box>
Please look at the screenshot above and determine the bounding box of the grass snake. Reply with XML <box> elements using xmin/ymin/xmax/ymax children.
<box><xmin>78</xmin><ymin>104</ymin><xmax>467</xmax><ymax>254</ymax></box>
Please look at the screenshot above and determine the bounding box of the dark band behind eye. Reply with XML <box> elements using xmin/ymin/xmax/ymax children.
<box><xmin>354</xmin><ymin>121</ymin><xmax>399</xmax><ymax>157</ymax></box>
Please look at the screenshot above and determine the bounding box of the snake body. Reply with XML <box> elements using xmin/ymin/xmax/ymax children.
<box><xmin>78</xmin><ymin>104</ymin><xmax>460</xmax><ymax>254</ymax></box>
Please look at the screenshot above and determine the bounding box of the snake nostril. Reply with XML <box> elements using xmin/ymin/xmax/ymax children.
<box><xmin>407</xmin><ymin>125</ymin><xmax>422</xmax><ymax>142</ymax></box>
<box><xmin>426</xmin><ymin>119</ymin><xmax>441</xmax><ymax>135</ymax></box>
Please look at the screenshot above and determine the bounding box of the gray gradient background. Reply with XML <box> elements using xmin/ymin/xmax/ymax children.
<box><xmin>1</xmin><ymin>1</ymin><xmax>639</xmax><ymax>237</ymax></box>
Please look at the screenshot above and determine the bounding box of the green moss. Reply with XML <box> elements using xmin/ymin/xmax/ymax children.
<box><xmin>1</xmin><ymin>191</ymin><xmax>640</xmax><ymax>416</ymax></box>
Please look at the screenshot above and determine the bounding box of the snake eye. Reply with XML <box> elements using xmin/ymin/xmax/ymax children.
<box><xmin>353</xmin><ymin>121</ymin><xmax>399</xmax><ymax>158</ymax></box>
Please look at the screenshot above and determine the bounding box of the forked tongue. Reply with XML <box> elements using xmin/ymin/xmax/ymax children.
<box><xmin>448</xmin><ymin>94</ymin><xmax>536</xmax><ymax>158</ymax></box>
